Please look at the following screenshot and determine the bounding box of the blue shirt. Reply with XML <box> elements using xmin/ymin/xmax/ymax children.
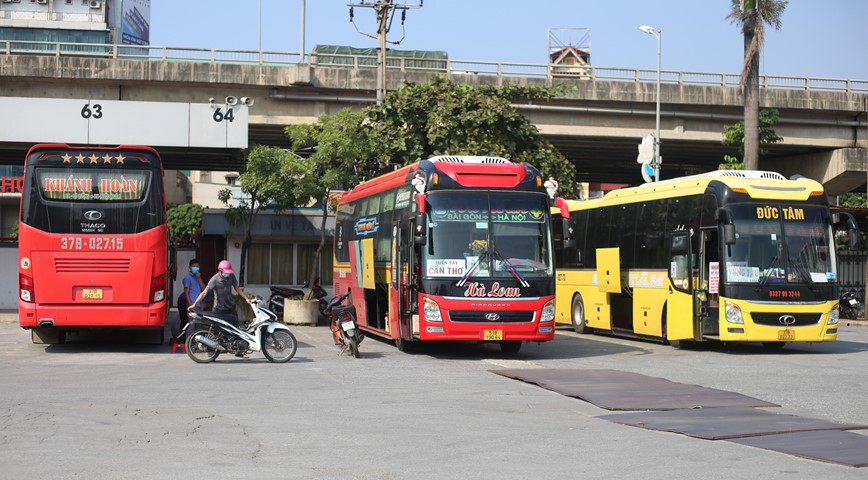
<box><xmin>181</xmin><ymin>271</ymin><xmax>209</xmax><ymax>304</ymax></box>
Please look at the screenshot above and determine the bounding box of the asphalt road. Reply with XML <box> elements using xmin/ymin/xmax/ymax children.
<box><xmin>1</xmin><ymin>311</ymin><xmax>867</xmax><ymax>480</ymax></box>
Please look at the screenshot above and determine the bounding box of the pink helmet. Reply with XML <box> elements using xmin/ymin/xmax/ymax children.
<box><xmin>218</xmin><ymin>260</ymin><xmax>234</xmax><ymax>274</ymax></box>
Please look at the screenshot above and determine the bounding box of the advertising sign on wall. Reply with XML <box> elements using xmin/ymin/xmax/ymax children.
<box><xmin>121</xmin><ymin>0</ymin><xmax>151</xmax><ymax>46</ymax></box>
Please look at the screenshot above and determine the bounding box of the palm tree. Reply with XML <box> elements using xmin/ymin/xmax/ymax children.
<box><xmin>727</xmin><ymin>0</ymin><xmax>788</xmax><ymax>170</ymax></box>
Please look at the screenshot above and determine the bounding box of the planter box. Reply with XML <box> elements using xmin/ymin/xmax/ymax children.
<box><xmin>283</xmin><ymin>299</ymin><xmax>319</xmax><ymax>325</ymax></box>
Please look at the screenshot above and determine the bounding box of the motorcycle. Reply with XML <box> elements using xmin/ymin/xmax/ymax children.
<box><xmin>268</xmin><ymin>282</ymin><xmax>329</xmax><ymax>321</ymax></box>
<box><xmin>840</xmin><ymin>290</ymin><xmax>863</xmax><ymax>320</ymax></box>
<box><xmin>184</xmin><ymin>296</ymin><xmax>297</xmax><ymax>363</ymax></box>
<box><xmin>325</xmin><ymin>292</ymin><xmax>363</xmax><ymax>358</ymax></box>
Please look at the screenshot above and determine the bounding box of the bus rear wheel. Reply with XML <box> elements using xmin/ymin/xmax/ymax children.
<box><xmin>500</xmin><ymin>341</ymin><xmax>522</xmax><ymax>354</ymax></box>
<box><xmin>571</xmin><ymin>294</ymin><xmax>589</xmax><ymax>334</ymax></box>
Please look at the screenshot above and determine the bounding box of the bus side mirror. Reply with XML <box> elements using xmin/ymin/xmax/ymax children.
<box><xmin>723</xmin><ymin>224</ymin><xmax>736</xmax><ymax>245</ymax></box>
<box><xmin>414</xmin><ymin>212</ymin><xmax>427</xmax><ymax>246</ymax></box>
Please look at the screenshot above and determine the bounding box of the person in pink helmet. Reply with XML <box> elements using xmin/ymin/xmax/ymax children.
<box><xmin>188</xmin><ymin>259</ymin><xmax>251</xmax><ymax>328</ymax></box>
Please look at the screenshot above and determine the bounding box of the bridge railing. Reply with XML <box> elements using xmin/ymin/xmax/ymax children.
<box><xmin>2</xmin><ymin>40</ymin><xmax>866</xmax><ymax>94</ymax></box>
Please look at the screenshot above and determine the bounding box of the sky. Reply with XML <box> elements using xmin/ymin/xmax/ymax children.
<box><xmin>149</xmin><ymin>1</ymin><xmax>868</xmax><ymax>81</ymax></box>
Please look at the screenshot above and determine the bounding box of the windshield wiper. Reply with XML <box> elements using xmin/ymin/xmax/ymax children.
<box><xmin>457</xmin><ymin>251</ymin><xmax>487</xmax><ymax>287</ymax></box>
<box><xmin>756</xmin><ymin>254</ymin><xmax>780</xmax><ymax>291</ymax></box>
<box><xmin>492</xmin><ymin>246</ymin><xmax>530</xmax><ymax>287</ymax></box>
<box><xmin>788</xmin><ymin>256</ymin><xmax>816</xmax><ymax>290</ymax></box>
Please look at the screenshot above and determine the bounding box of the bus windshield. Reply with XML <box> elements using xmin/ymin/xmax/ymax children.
<box><xmin>724</xmin><ymin>204</ymin><xmax>837</xmax><ymax>285</ymax></box>
<box><xmin>425</xmin><ymin>192</ymin><xmax>552</xmax><ymax>279</ymax></box>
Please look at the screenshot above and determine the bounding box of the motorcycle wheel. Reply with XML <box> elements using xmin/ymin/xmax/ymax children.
<box><xmin>186</xmin><ymin>328</ymin><xmax>221</xmax><ymax>363</ymax></box>
<box><xmin>262</xmin><ymin>330</ymin><xmax>297</xmax><ymax>363</ymax></box>
<box><xmin>349</xmin><ymin>337</ymin><xmax>360</xmax><ymax>358</ymax></box>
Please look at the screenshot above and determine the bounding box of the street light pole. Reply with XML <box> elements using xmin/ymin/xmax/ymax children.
<box><xmin>639</xmin><ymin>25</ymin><xmax>662</xmax><ymax>182</ymax></box>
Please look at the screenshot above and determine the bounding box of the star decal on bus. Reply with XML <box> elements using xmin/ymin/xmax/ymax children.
<box><xmin>102</xmin><ymin>154</ymin><xmax>112</xmax><ymax>164</ymax></box>
<box><xmin>89</xmin><ymin>155</ymin><xmax>99</xmax><ymax>164</ymax></box>
<box><xmin>116</xmin><ymin>154</ymin><xmax>125</xmax><ymax>164</ymax></box>
<box><xmin>62</xmin><ymin>154</ymin><xmax>72</xmax><ymax>163</ymax></box>
<box><xmin>75</xmin><ymin>154</ymin><xmax>86</xmax><ymax>164</ymax></box>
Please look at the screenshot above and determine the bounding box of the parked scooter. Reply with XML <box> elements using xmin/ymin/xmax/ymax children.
<box><xmin>267</xmin><ymin>282</ymin><xmax>329</xmax><ymax>321</ymax></box>
<box><xmin>840</xmin><ymin>290</ymin><xmax>863</xmax><ymax>320</ymax></box>
<box><xmin>184</xmin><ymin>296</ymin><xmax>297</xmax><ymax>363</ymax></box>
<box><xmin>325</xmin><ymin>292</ymin><xmax>363</xmax><ymax>358</ymax></box>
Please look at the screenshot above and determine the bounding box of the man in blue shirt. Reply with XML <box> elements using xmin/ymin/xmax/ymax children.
<box><xmin>176</xmin><ymin>258</ymin><xmax>209</xmax><ymax>340</ymax></box>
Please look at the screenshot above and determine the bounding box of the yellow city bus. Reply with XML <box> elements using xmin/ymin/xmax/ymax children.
<box><xmin>552</xmin><ymin>170</ymin><xmax>858</xmax><ymax>348</ymax></box>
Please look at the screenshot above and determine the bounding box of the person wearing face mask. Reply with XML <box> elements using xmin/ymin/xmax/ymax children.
<box><xmin>176</xmin><ymin>258</ymin><xmax>209</xmax><ymax>341</ymax></box>
<box><xmin>188</xmin><ymin>259</ymin><xmax>251</xmax><ymax>330</ymax></box>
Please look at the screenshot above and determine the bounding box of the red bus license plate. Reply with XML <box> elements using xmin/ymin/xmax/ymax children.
<box><xmin>82</xmin><ymin>288</ymin><xmax>103</xmax><ymax>300</ymax></box>
<box><xmin>483</xmin><ymin>329</ymin><xmax>503</xmax><ymax>341</ymax></box>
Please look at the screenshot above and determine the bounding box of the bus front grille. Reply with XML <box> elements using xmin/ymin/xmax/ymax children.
<box><xmin>750</xmin><ymin>312</ymin><xmax>822</xmax><ymax>327</ymax></box>
<box><xmin>448</xmin><ymin>310</ymin><xmax>535</xmax><ymax>323</ymax></box>
<box><xmin>55</xmin><ymin>258</ymin><xmax>131</xmax><ymax>273</ymax></box>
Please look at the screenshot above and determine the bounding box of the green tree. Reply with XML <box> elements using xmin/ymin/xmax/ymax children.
<box><xmin>166</xmin><ymin>203</ymin><xmax>204</xmax><ymax>283</ymax></box>
<box><xmin>285</xmin><ymin>108</ymin><xmax>375</xmax><ymax>295</ymax></box>
<box><xmin>838</xmin><ymin>193</ymin><xmax>866</xmax><ymax>208</ymax></box>
<box><xmin>363</xmin><ymin>77</ymin><xmax>578</xmax><ymax>196</ymax></box>
<box><xmin>727</xmin><ymin>0</ymin><xmax>788</xmax><ymax>170</ymax></box>
<box><xmin>219</xmin><ymin>145</ymin><xmax>319</xmax><ymax>286</ymax></box>
<box><xmin>720</xmin><ymin>108</ymin><xmax>784</xmax><ymax>170</ymax></box>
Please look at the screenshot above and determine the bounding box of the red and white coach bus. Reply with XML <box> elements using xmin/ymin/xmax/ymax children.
<box><xmin>333</xmin><ymin>155</ymin><xmax>572</xmax><ymax>354</ymax></box>
<box><xmin>18</xmin><ymin>144</ymin><xmax>168</xmax><ymax>344</ymax></box>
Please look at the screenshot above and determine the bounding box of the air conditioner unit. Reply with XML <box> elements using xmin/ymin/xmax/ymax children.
<box><xmin>36</xmin><ymin>0</ymin><xmax>48</xmax><ymax>4</ymax></box>
<box><xmin>89</xmin><ymin>0</ymin><xmax>101</xmax><ymax>8</ymax></box>
<box><xmin>1</xmin><ymin>0</ymin><xmax>13</xmax><ymax>4</ymax></box>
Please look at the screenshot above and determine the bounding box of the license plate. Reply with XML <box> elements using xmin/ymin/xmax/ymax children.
<box><xmin>82</xmin><ymin>288</ymin><xmax>103</xmax><ymax>300</ymax></box>
<box><xmin>341</xmin><ymin>320</ymin><xmax>356</xmax><ymax>332</ymax></box>
<box><xmin>778</xmin><ymin>329</ymin><xmax>795</xmax><ymax>341</ymax></box>
<box><xmin>483</xmin><ymin>329</ymin><xmax>503</xmax><ymax>341</ymax></box>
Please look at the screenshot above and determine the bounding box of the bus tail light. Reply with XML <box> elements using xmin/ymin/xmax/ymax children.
<box><xmin>423</xmin><ymin>297</ymin><xmax>442</xmax><ymax>322</ymax></box>
<box><xmin>150</xmin><ymin>275</ymin><xmax>165</xmax><ymax>303</ymax></box>
<box><xmin>724</xmin><ymin>301</ymin><xmax>744</xmax><ymax>324</ymax></box>
<box><xmin>19</xmin><ymin>273</ymin><xmax>34</xmax><ymax>303</ymax></box>
<box><xmin>828</xmin><ymin>303</ymin><xmax>840</xmax><ymax>325</ymax></box>
<box><xmin>540</xmin><ymin>300</ymin><xmax>555</xmax><ymax>323</ymax></box>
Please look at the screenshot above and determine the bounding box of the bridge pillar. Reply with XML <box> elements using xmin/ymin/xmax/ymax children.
<box><xmin>765</xmin><ymin>147</ymin><xmax>868</xmax><ymax>196</ymax></box>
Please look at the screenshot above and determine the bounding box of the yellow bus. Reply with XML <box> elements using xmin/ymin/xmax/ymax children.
<box><xmin>552</xmin><ymin>170</ymin><xmax>858</xmax><ymax>348</ymax></box>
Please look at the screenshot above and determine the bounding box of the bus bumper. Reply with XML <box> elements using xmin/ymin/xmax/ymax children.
<box><xmin>417</xmin><ymin>296</ymin><xmax>556</xmax><ymax>342</ymax></box>
<box><xmin>718</xmin><ymin>299</ymin><xmax>838</xmax><ymax>343</ymax></box>
<box><xmin>18</xmin><ymin>301</ymin><xmax>168</xmax><ymax>328</ymax></box>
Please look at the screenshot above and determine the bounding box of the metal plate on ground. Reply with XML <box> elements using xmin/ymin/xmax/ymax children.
<box><xmin>491</xmin><ymin>369</ymin><xmax>778</xmax><ymax>410</ymax></box>
<box><xmin>598</xmin><ymin>407</ymin><xmax>868</xmax><ymax>440</ymax></box>
<box><xmin>728</xmin><ymin>430</ymin><xmax>868</xmax><ymax>468</ymax></box>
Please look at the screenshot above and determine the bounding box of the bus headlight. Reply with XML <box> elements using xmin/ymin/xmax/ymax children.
<box><xmin>828</xmin><ymin>303</ymin><xmax>840</xmax><ymax>325</ymax></box>
<box><xmin>724</xmin><ymin>301</ymin><xmax>744</xmax><ymax>324</ymax></box>
<box><xmin>540</xmin><ymin>300</ymin><xmax>555</xmax><ymax>323</ymax></box>
<box><xmin>423</xmin><ymin>297</ymin><xmax>442</xmax><ymax>322</ymax></box>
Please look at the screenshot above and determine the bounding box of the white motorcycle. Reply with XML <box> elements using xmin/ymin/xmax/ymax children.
<box><xmin>184</xmin><ymin>296</ymin><xmax>297</xmax><ymax>363</ymax></box>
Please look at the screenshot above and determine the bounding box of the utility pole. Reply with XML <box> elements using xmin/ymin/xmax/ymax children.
<box><xmin>348</xmin><ymin>1</ymin><xmax>423</xmax><ymax>104</ymax></box>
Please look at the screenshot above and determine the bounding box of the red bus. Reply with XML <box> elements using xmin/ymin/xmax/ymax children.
<box><xmin>333</xmin><ymin>155</ymin><xmax>572</xmax><ymax>354</ymax></box>
<box><xmin>18</xmin><ymin>144</ymin><xmax>168</xmax><ymax>344</ymax></box>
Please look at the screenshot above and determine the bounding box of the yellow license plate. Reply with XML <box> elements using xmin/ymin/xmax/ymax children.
<box><xmin>778</xmin><ymin>329</ymin><xmax>795</xmax><ymax>341</ymax></box>
<box><xmin>483</xmin><ymin>330</ymin><xmax>503</xmax><ymax>341</ymax></box>
<box><xmin>82</xmin><ymin>288</ymin><xmax>103</xmax><ymax>300</ymax></box>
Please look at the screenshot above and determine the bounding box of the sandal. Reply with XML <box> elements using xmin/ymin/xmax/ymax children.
<box><xmin>235</xmin><ymin>353</ymin><xmax>249</xmax><ymax>358</ymax></box>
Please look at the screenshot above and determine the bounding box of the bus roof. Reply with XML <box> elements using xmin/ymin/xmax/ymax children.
<box><xmin>566</xmin><ymin>170</ymin><xmax>826</xmax><ymax>210</ymax></box>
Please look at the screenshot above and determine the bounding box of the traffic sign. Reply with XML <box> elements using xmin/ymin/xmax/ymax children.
<box><xmin>637</xmin><ymin>134</ymin><xmax>655</xmax><ymax>164</ymax></box>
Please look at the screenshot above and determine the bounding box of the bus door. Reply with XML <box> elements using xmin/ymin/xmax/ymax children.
<box><xmin>390</xmin><ymin>225</ymin><xmax>414</xmax><ymax>341</ymax></box>
<box><xmin>698</xmin><ymin>229</ymin><xmax>720</xmax><ymax>337</ymax></box>
<box><xmin>666</xmin><ymin>230</ymin><xmax>696</xmax><ymax>342</ymax></box>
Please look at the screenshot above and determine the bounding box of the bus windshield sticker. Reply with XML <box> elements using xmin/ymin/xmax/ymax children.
<box><xmin>395</xmin><ymin>190</ymin><xmax>412</xmax><ymax>209</ymax></box>
<box><xmin>709</xmin><ymin>262</ymin><xmax>720</xmax><ymax>293</ymax></box>
<box><xmin>426</xmin><ymin>259</ymin><xmax>466</xmax><ymax>277</ymax></box>
<box><xmin>727</xmin><ymin>265</ymin><xmax>760</xmax><ymax>283</ymax></box>
<box><xmin>38</xmin><ymin>170</ymin><xmax>147</xmax><ymax>201</ymax></box>
<box><xmin>756</xmin><ymin>206</ymin><xmax>805</xmax><ymax>221</ymax></box>
<box><xmin>354</xmin><ymin>217</ymin><xmax>379</xmax><ymax>235</ymax></box>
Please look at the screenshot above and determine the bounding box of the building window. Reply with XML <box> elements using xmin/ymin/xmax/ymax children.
<box><xmin>245</xmin><ymin>242</ymin><xmax>333</xmax><ymax>286</ymax></box>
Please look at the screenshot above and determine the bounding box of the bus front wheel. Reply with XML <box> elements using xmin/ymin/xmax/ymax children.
<box><xmin>500</xmin><ymin>341</ymin><xmax>522</xmax><ymax>354</ymax></box>
<box><xmin>571</xmin><ymin>294</ymin><xmax>589</xmax><ymax>334</ymax></box>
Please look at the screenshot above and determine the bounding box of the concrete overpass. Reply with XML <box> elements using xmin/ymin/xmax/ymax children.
<box><xmin>1</xmin><ymin>46</ymin><xmax>866</xmax><ymax>193</ymax></box>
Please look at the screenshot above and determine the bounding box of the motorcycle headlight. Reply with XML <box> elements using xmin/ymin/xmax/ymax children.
<box><xmin>724</xmin><ymin>301</ymin><xmax>744</xmax><ymax>324</ymax></box>
<box><xmin>423</xmin><ymin>297</ymin><xmax>442</xmax><ymax>322</ymax></box>
<box><xmin>540</xmin><ymin>300</ymin><xmax>555</xmax><ymax>323</ymax></box>
<box><xmin>828</xmin><ymin>303</ymin><xmax>840</xmax><ymax>325</ymax></box>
